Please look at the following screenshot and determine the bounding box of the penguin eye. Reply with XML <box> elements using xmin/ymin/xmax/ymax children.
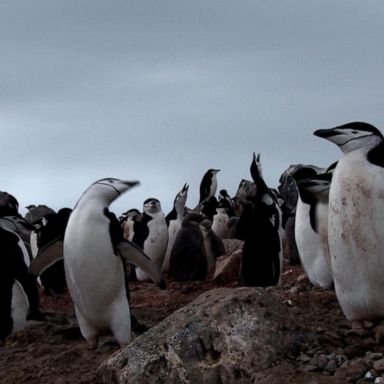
<box><xmin>108</xmin><ymin>179</ymin><xmax>115</xmax><ymax>183</ymax></box>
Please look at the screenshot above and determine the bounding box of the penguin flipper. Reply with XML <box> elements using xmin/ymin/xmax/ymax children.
<box><xmin>29</xmin><ymin>237</ymin><xmax>63</xmax><ymax>276</ymax></box>
<box><xmin>117</xmin><ymin>240</ymin><xmax>166</xmax><ymax>289</ymax></box>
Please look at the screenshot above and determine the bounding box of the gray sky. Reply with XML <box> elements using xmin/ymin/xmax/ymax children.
<box><xmin>1</xmin><ymin>1</ymin><xmax>383</xmax><ymax>215</ymax></box>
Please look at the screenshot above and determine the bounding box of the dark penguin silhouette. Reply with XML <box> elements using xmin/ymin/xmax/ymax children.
<box><xmin>237</xmin><ymin>153</ymin><xmax>281</xmax><ymax>287</ymax></box>
<box><xmin>34</xmin><ymin>208</ymin><xmax>72</xmax><ymax>295</ymax></box>
<box><xmin>169</xmin><ymin>212</ymin><xmax>207</xmax><ymax>281</ymax></box>
<box><xmin>0</xmin><ymin>192</ymin><xmax>19</xmax><ymax>217</ymax></box>
<box><xmin>198</xmin><ymin>169</ymin><xmax>220</xmax><ymax>204</ymax></box>
<box><xmin>201</xmin><ymin>195</ymin><xmax>218</xmax><ymax>222</ymax></box>
<box><xmin>218</xmin><ymin>189</ymin><xmax>235</xmax><ymax>217</ymax></box>
<box><xmin>0</xmin><ymin>226</ymin><xmax>43</xmax><ymax>341</ymax></box>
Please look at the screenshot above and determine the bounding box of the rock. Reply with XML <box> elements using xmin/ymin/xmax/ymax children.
<box><xmin>374</xmin><ymin>325</ymin><xmax>384</xmax><ymax>344</ymax></box>
<box><xmin>282</xmin><ymin>216</ymin><xmax>301</xmax><ymax>265</ymax></box>
<box><xmin>278</xmin><ymin>164</ymin><xmax>323</xmax><ymax>214</ymax></box>
<box><xmin>365</xmin><ymin>370</ymin><xmax>379</xmax><ymax>381</ymax></box>
<box><xmin>222</xmin><ymin>239</ymin><xmax>244</xmax><ymax>255</ymax></box>
<box><xmin>99</xmin><ymin>287</ymin><xmax>309</xmax><ymax>384</ymax></box>
<box><xmin>366</xmin><ymin>352</ymin><xmax>384</xmax><ymax>361</ymax></box>
<box><xmin>25</xmin><ymin>204</ymin><xmax>56</xmax><ymax>224</ymax></box>
<box><xmin>325</xmin><ymin>359</ymin><xmax>338</xmax><ymax>375</ymax></box>
<box><xmin>335</xmin><ymin>359</ymin><xmax>370</xmax><ymax>382</ymax></box>
<box><xmin>212</xmin><ymin>250</ymin><xmax>241</xmax><ymax>284</ymax></box>
<box><xmin>373</xmin><ymin>360</ymin><xmax>384</xmax><ymax>373</ymax></box>
<box><xmin>336</xmin><ymin>355</ymin><xmax>348</xmax><ymax>367</ymax></box>
<box><xmin>315</xmin><ymin>353</ymin><xmax>329</xmax><ymax>370</ymax></box>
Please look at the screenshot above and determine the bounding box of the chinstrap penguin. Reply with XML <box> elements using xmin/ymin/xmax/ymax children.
<box><xmin>169</xmin><ymin>212</ymin><xmax>207</xmax><ymax>281</ymax></box>
<box><xmin>237</xmin><ymin>153</ymin><xmax>282</xmax><ymax>286</ymax></box>
<box><xmin>314</xmin><ymin>122</ymin><xmax>384</xmax><ymax>323</ymax></box>
<box><xmin>134</xmin><ymin>198</ymin><xmax>168</xmax><ymax>282</ymax></box>
<box><xmin>294</xmin><ymin>170</ymin><xmax>333</xmax><ymax>289</ymax></box>
<box><xmin>63</xmin><ymin>178</ymin><xmax>165</xmax><ymax>347</ymax></box>
<box><xmin>162</xmin><ymin>184</ymin><xmax>189</xmax><ymax>274</ymax></box>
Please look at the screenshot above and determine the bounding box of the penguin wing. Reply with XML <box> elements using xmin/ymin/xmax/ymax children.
<box><xmin>116</xmin><ymin>240</ymin><xmax>166</xmax><ymax>289</ymax></box>
<box><xmin>29</xmin><ymin>237</ymin><xmax>63</xmax><ymax>276</ymax></box>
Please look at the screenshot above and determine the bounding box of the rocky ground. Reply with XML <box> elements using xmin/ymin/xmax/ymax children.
<box><xmin>1</xmin><ymin>263</ymin><xmax>384</xmax><ymax>384</ymax></box>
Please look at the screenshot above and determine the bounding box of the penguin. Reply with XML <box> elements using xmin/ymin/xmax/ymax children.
<box><xmin>199</xmin><ymin>169</ymin><xmax>220</xmax><ymax>204</ymax></box>
<box><xmin>199</xmin><ymin>219</ymin><xmax>226</xmax><ymax>277</ymax></box>
<box><xmin>237</xmin><ymin>153</ymin><xmax>282</xmax><ymax>286</ymax></box>
<box><xmin>162</xmin><ymin>184</ymin><xmax>189</xmax><ymax>274</ymax></box>
<box><xmin>294</xmin><ymin>169</ymin><xmax>334</xmax><ymax>289</ymax></box>
<box><xmin>169</xmin><ymin>212</ymin><xmax>207</xmax><ymax>281</ymax></box>
<box><xmin>218</xmin><ymin>189</ymin><xmax>235</xmax><ymax>217</ymax></box>
<box><xmin>134</xmin><ymin>198</ymin><xmax>169</xmax><ymax>282</ymax></box>
<box><xmin>0</xmin><ymin>226</ymin><xmax>29</xmax><ymax>342</ymax></box>
<box><xmin>314</xmin><ymin>122</ymin><xmax>384</xmax><ymax>324</ymax></box>
<box><xmin>30</xmin><ymin>208</ymin><xmax>72</xmax><ymax>296</ymax></box>
<box><xmin>0</xmin><ymin>225</ymin><xmax>45</xmax><ymax>342</ymax></box>
<box><xmin>211</xmin><ymin>207</ymin><xmax>230</xmax><ymax>240</ymax></box>
<box><xmin>122</xmin><ymin>209</ymin><xmax>141</xmax><ymax>241</ymax></box>
<box><xmin>63</xmin><ymin>178</ymin><xmax>165</xmax><ymax>347</ymax></box>
<box><xmin>0</xmin><ymin>192</ymin><xmax>19</xmax><ymax>217</ymax></box>
<box><xmin>200</xmin><ymin>195</ymin><xmax>219</xmax><ymax>221</ymax></box>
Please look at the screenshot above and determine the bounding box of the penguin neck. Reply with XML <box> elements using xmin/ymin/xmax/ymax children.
<box><xmin>341</xmin><ymin>135</ymin><xmax>382</xmax><ymax>154</ymax></box>
<box><xmin>174</xmin><ymin>199</ymin><xmax>186</xmax><ymax>218</ymax></box>
<box><xmin>76</xmin><ymin>190</ymin><xmax>115</xmax><ymax>212</ymax></box>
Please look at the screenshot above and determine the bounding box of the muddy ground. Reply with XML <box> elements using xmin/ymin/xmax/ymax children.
<box><xmin>1</xmin><ymin>264</ymin><xmax>383</xmax><ymax>384</ymax></box>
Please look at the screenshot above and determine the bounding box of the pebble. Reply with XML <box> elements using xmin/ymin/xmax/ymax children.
<box><xmin>365</xmin><ymin>370</ymin><xmax>379</xmax><ymax>381</ymax></box>
<box><xmin>366</xmin><ymin>352</ymin><xmax>384</xmax><ymax>361</ymax></box>
<box><xmin>298</xmin><ymin>353</ymin><xmax>311</xmax><ymax>363</ymax></box>
<box><xmin>324</xmin><ymin>359</ymin><xmax>338</xmax><ymax>375</ymax></box>
<box><xmin>373</xmin><ymin>359</ymin><xmax>384</xmax><ymax>373</ymax></box>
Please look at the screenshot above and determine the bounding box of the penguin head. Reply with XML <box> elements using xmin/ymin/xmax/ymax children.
<box><xmin>0</xmin><ymin>192</ymin><xmax>19</xmax><ymax>217</ymax></box>
<box><xmin>175</xmin><ymin>183</ymin><xmax>189</xmax><ymax>204</ymax></box>
<box><xmin>143</xmin><ymin>198</ymin><xmax>162</xmax><ymax>215</ymax></box>
<box><xmin>218</xmin><ymin>189</ymin><xmax>229</xmax><ymax>199</ymax></box>
<box><xmin>297</xmin><ymin>172</ymin><xmax>332</xmax><ymax>201</ymax></box>
<box><xmin>314</xmin><ymin>122</ymin><xmax>383</xmax><ymax>153</ymax></box>
<box><xmin>124</xmin><ymin>208</ymin><xmax>141</xmax><ymax>219</ymax></box>
<box><xmin>89</xmin><ymin>178</ymin><xmax>140</xmax><ymax>203</ymax></box>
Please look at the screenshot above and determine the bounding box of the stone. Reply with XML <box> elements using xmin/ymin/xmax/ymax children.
<box><xmin>374</xmin><ymin>325</ymin><xmax>384</xmax><ymax>344</ymax></box>
<box><xmin>325</xmin><ymin>359</ymin><xmax>338</xmax><ymax>375</ymax></box>
<box><xmin>335</xmin><ymin>359</ymin><xmax>370</xmax><ymax>382</ymax></box>
<box><xmin>365</xmin><ymin>370</ymin><xmax>379</xmax><ymax>381</ymax></box>
<box><xmin>373</xmin><ymin>360</ymin><xmax>384</xmax><ymax>373</ymax></box>
<box><xmin>222</xmin><ymin>239</ymin><xmax>244</xmax><ymax>255</ymax></box>
<box><xmin>212</xmin><ymin>250</ymin><xmax>241</xmax><ymax>284</ymax></box>
<box><xmin>99</xmin><ymin>287</ymin><xmax>309</xmax><ymax>384</ymax></box>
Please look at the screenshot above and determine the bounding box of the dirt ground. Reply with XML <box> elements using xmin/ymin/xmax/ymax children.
<box><xmin>1</xmin><ymin>264</ymin><xmax>383</xmax><ymax>384</ymax></box>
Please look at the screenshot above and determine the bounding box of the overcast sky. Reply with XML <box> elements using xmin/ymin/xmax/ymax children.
<box><xmin>1</xmin><ymin>1</ymin><xmax>383</xmax><ymax>215</ymax></box>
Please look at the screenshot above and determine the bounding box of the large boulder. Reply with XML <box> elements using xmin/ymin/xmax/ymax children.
<box><xmin>99</xmin><ymin>287</ymin><xmax>309</xmax><ymax>384</ymax></box>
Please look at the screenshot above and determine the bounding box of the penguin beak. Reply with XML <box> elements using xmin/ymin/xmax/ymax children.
<box><xmin>313</xmin><ymin>128</ymin><xmax>342</xmax><ymax>139</ymax></box>
<box><xmin>124</xmin><ymin>180</ymin><xmax>141</xmax><ymax>188</ymax></box>
<box><xmin>182</xmin><ymin>183</ymin><xmax>189</xmax><ymax>192</ymax></box>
